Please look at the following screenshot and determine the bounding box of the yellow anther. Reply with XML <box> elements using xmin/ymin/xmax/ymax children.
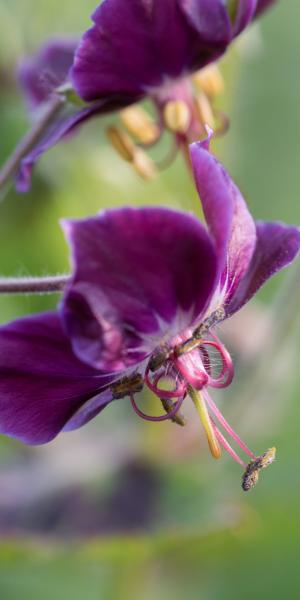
<box><xmin>193</xmin><ymin>64</ymin><xmax>225</xmax><ymax>99</ymax></box>
<box><xmin>163</xmin><ymin>100</ymin><xmax>191</xmax><ymax>134</ymax></box>
<box><xmin>133</xmin><ymin>148</ymin><xmax>157</xmax><ymax>181</ymax></box>
<box><xmin>107</xmin><ymin>126</ymin><xmax>156</xmax><ymax>180</ymax></box>
<box><xmin>194</xmin><ymin>92</ymin><xmax>215</xmax><ymax>129</ymax></box>
<box><xmin>188</xmin><ymin>386</ymin><xmax>222</xmax><ymax>460</ymax></box>
<box><xmin>120</xmin><ymin>106</ymin><xmax>160</xmax><ymax>145</ymax></box>
<box><xmin>106</xmin><ymin>126</ymin><xmax>135</xmax><ymax>162</ymax></box>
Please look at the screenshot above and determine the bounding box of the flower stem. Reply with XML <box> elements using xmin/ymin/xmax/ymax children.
<box><xmin>0</xmin><ymin>275</ymin><xmax>70</xmax><ymax>294</ymax></box>
<box><xmin>0</xmin><ymin>95</ymin><xmax>64</xmax><ymax>192</ymax></box>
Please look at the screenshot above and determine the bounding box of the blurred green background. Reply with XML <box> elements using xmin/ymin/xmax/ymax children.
<box><xmin>0</xmin><ymin>1</ymin><xmax>300</xmax><ymax>598</ymax></box>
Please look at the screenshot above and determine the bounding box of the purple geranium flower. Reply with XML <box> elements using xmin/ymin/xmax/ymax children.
<box><xmin>15</xmin><ymin>0</ymin><xmax>276</xmax><ymax>191</ymax></box>
<box><xmin>1</xmin><ymin>132</ymin><xmax>298</xmax><ymax>490</ymax></box>
<box><xmin>18</xmin><ymin>37</ymin><xmax>78</xmax><ymax>111</ymax></box>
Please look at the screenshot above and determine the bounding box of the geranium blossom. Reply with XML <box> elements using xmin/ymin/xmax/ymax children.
<box><xmin>14</xmin><ymin>0</ymin><xmax>277</xmax><ymax>191</ymax></box>
<box><xmin>0</xmin><ymin>133</ymin><xmax>298</xmax><ymax>490</ymax></box>
<box><xmin>18</xmin><ymin>38</ymin><xmax>78</xmax><ymax>111</ymax></box>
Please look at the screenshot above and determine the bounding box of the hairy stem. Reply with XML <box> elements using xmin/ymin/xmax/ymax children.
<box><xmin>0</xmin><ymin>275</ymin><xmax>70</xmax><ymax>294</ymax></box>
<box><xmin>0</xmin><ymin>95</ymin><xmax>64</xmax><ymax>191</ymax></box>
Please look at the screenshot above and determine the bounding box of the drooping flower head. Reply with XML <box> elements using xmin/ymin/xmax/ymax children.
<box><xmin>15</xmin><ymin>0</ymin><xmax>277</xmax><ymax>191</ymax></box>
<box><xmin>1</xmin><ymin>132</ymin><xmax>298</xmax><ymax>490</ymax></box>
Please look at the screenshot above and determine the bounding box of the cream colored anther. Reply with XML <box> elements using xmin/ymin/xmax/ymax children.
<box><xmin>120</xmin><ymin>106</ymin><xmax>160</xmax><ymax>145</ymax></box>
<box><xmin>106</xmin><ymin>126</ymin><xmax>135</xmax><ymax>162</ymax></box>
<box><xmin>193</xmin><ymin>64</ymin><xmax>224</xmax><ymax>99</ymax></box>
<box><xmin>106</xmin><ymin>125</ymin><xmax>156</xmax><ymax>180</ymax></box>
<box><xmin>195</xmin><ymin>92</ymin><xmax>215</xmax><ymax>129</ymax></box>
<box><xmin>163</xmin><ymin>100</ymin><xmax>191</xmax><ymax>134</ymax></box>
<box><xmin>133</xmin><ymin>148</ymin><xmax>157</xmax><ymax>180</ymax></box>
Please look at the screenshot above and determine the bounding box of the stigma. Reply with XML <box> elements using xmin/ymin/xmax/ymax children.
<box><xmin>242</xmin><ymin>448</ymin><xmax>276</xmax><ymax>491</ymax></box>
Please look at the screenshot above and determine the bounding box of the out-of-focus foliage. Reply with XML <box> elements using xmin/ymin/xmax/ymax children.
<box><xmin>0</xmin><ymin>0</ymin><xmax>300</xmax><ymax>598</ymax></box>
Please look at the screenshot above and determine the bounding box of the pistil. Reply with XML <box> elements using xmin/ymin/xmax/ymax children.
<box><xmin>203</xmin><ymin>389</ymin><xmax>255</xmax><ymax>459</ymax></box>
<box><xmin>188</xmin><ymin>385</ymin><xmax>222</xmax><ymax>459</ymax></box>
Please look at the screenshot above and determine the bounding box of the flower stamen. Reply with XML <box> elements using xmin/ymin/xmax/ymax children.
<box><xmin>145</xmin><ymin>366</ymin><xmax>187</xmax><ymax>399</ymax></box>
<box><xmin>175</xmin><ymin>336</ymin><xmax>202</xmax><ymax>356</ymax></box>
<box><xmin>193</xmin><ymin>308</ymin><xmax>226</xmax><ymax>339</ymax></box>
<box><xmin>163</xmin><ymin>100</ymin><xmax>191</xmax><ymax>134</ymax></box>
<box><xmin>161</xmin><ymin>397</ymin><xmax>186</xmax><ymax>427</ymax></box>
<box><xmin>192</xmin><ymin>64</ymin><xmax>225</xmax><ymax>100</ymax></box>
<box><xmin>111</xmin><ymin>373</ymin><xmax>144</xmax><ymax>399</ymax></box>
<box><xmin>194</xmin><ymin>92</ymin><xmax>215</xmax><ymax>129</ymax></box>
<box><xmin>203</xmin><ymin>389</ymin><xmax>255</xmax><ymax>459</ymax></box>
<box><xmin>106</xmin><ymin>125</ymin><xmax>135</xmax><ymax>162</ymax></box>
<box><xmin>130</xmin><ymin>392</ymin><xmax>185</xmax><ymax>423</ymax></box>
<box><xmin>106</xmin><ymin>125</ymin><xmax>157</xmax><ymax>180</ymax></box>
<box><xmin>120</xmin><ymin>105</ymin><xmax>160</xmax><ymax>145</ymax></box>
<box><xmin>148</xmin><ymin>345</ymin><xmax>171</xmax><ymax>372</ymax></box>
<box><xmin>211</xmin><ymin>420</ymin><xmax>246</xmax><ymax>467</ymax></box>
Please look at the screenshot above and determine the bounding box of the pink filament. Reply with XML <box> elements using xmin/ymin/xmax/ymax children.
<box><xmin>144</xmin><ymin>366</ymin><xmax>187</xmax><ymax>399</ymax></box>
<box><xmin>130</xmin><ymin>393</ymin><xmax>185</xmax><ymax>423</ymax></box>
<box><xmin>201</xmin><ymin>335</ymin><xmax>234</xmax><ymax>389</ymax></box>
<box><xmin>203</xmin><ymin>388</ymin><xmax>255</xmax><ymax>460</ymax></box>
<box><xmin>211</xmin><ymin>420</ymin><xmax>246</xmax><ymax>467</ymax></box>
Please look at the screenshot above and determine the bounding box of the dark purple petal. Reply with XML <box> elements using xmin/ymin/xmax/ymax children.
<box><xmin>18</xmin><ymin>38</ymin><xmax>78</xmax><ymax>110</ymax></box>
<box><xmin>226</xmin><ymin>221</ymin><xmax>300</xmax><ymax>316</ymax></box>
<box><xmin>254</xmin><ymin>0</ymin><xmax>277</xmax><ymax>17</ymax></box>
<box><xmin>72</xmin><ymin>0</ymin><xmax>231</xmax><ymax>102</ymax></box>
<box><xmin>61</xmin><ymin>207</ymin><xmax>218</xmax><ymax>371</ymax></box>
<box><xmin>190</xmin><ymin>133</ymin><xmax>256</xmax><ymax>302</ymax></box>
<box><xmin>63</xmin><ymin>388</ymin><xmax>114</xmax><ymax>432</ymax></box>
<box><xmin>0</xmin><ymin>311</ymin><xmax>113</xmax><ymax>444</ymax></box>
<box><xmin>16</xmin><ymin>94</ymin><xmax>137</xmax><ymax>193</ymax></box>
<box><xmin>230</xmin><ymin>0</ymin><xmax>257</xmax><ymax>37</ymax></box>
<box><xmin>179</xmin><ymin>0</ymin><xmax>231</xmax><ymax>41</ymax></box>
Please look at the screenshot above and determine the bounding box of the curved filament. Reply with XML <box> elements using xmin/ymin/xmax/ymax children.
<box><xmin>200</xmin><ymin>335</ymin><xmax>234</xmax><ymax>388</ymax></box>
<box><xmin>144</xmin><ymin>366</ymin><xmax>187</xmax><ymax>399</ymax></box>
<box><xmin>130</xmin><ymin>392</ymin><xmax>185</xmax><ymax>423</ymax></box>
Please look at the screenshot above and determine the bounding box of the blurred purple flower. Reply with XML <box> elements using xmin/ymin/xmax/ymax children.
<box><xmin>18</xmin><ymin>38</ymin><xmax>78</xmax><ymax>111</ymax></box>
<box><xmin>254</xmin><ymin>0</ymin><xmax>278</xmax><ymax>17</ymax></box>
<box><xmin>1</xmin><ymin>133</ymin><xmax>298</xmax><ymax>487</ymax></box>
<box><xmin>15</xmin><ymin>0</ymin><xmax>274</xmax><ymax>191</ymax></box>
